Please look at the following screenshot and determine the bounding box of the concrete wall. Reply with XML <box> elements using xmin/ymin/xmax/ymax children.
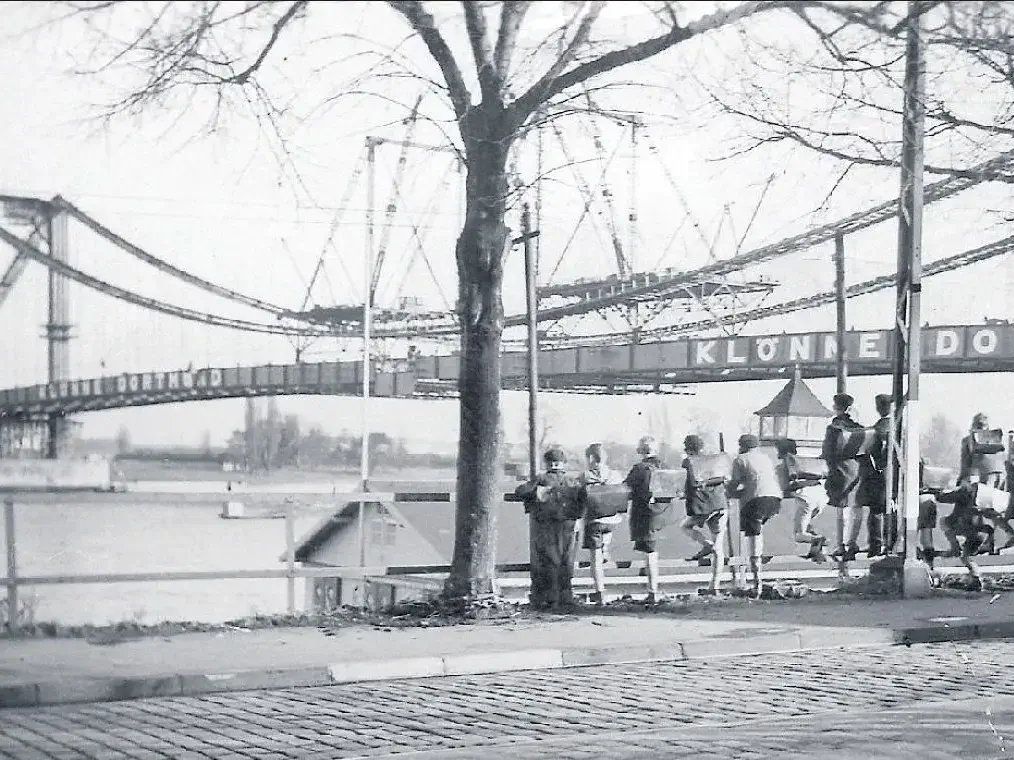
<box><xmin>0</xmin><ymin>458</ymin><xmax>111</xmax><ymax>490</ymax></box>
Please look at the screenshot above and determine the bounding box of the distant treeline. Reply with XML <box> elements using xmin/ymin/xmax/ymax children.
<box><xmin>228</xmin><ymin>398</ymin><xmax>456</xmax><ymax>472</ymax></box>
<box><xmin>102</xmin><ymin>403</ymin><xmax>969</xmax><ymax>475</ymax></box>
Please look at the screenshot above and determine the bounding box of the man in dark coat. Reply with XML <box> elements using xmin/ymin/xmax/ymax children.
<box><xmin>822</xmin><ymin>392</ymin><xmax>865</xmax><ymax>562</ymax></box>
<box><xmin>516</xmin><ymin>447</ymin><xmax>582</xmax><ymax>610</ymax></box>
<box><xmin>625</xmin><ymin>436</ymin><xmax>667</xmax><ymax>606</ymax></box>
<box><xmin>859</xmin><ymin>394</ymin><xmax>897</xmax><ymax>557</ymax></box>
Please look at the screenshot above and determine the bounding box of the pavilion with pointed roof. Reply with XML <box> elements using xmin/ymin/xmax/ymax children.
<box><xmin>753</xmin><ymin>367</ymin><xmax>834</xmax><ymax>450</ymax></box>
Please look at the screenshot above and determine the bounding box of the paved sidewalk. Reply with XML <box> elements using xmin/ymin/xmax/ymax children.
<box><xmin>3</xmin><ymin>589</ymin><xmax>1014</xmax><ymax>708</ymax></box>
<box><xmin>3</xmin><ymin>642</ymin><xmax>1013</xmax><ymax>759</ymax></box>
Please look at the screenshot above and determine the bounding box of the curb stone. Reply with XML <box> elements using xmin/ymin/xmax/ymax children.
<box><xmin>2</xmin><ymin>623</ymin><xmax>1011</xmax><ymax>708</ymax></box>
<box><xmin>895</xmin><ymin>620</ymin><xmax>1014</xmax><ymax>645</ymax></box>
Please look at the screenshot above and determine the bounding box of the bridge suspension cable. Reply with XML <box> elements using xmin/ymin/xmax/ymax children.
<box><xmin>388</xmin><ymin>159</ymin><xmax>456</xmax><ymax>311</ymax></box>
<box><xmin>370</xmin><ymin>97</ymin><xmax>424</xmax><ymax>306</ymax></box>
<box><xmin>544</xmin><ymin>121</ymin><xmax>625</xmax><ymax>284</ymax></box>
<box><xmin>606</xmin><ymin>147</ymin><xmax>1014</xmax><ymax>291</ymax></box>
<box><xmin>0</xmin><ymin>225</ymin><xmax>335</xmax><ymax>338</ymax></box>
<box><xmin>50</xmin><ymin>197</ymin><xmax>303</xmax><ymax>320</ymax></box>
<box><xmin>302</xmin><ymin>145</ymin><xmax>371</xmax><ymax>308</ymax></box>
<box><xmin>540</xmin><ymin>233</ymin><xmax>1014</xmax><ymax>348</ymax></box>
<box><xmin>578</xmin><ymin>107</ymin><xmax>631</xmax><ymax>278</ymax></box>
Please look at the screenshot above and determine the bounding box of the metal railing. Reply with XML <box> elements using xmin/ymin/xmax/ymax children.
<box><xmin>0</xmin><ymin>491</ymin><xmax>451</xmax><ymax>633</ymax></box>
<box><xmin>8</xmin><ymin>488</ymin><xmax>1012</xmax><ymax>633</ymax></box>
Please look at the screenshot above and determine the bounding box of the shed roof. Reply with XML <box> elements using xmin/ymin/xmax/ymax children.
<box><xmin>753</xmin><ymin>372</ymin><xmax>833</xmax><ymax>419</ymax></box>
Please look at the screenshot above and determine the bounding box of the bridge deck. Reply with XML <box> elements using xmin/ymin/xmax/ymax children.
<box><xmin>0</xmin><ymin>322</ymin><xmax>1010</xmax><ymax>415</ymax></box>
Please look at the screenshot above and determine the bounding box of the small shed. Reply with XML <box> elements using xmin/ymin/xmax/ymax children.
<box><xmin>287</xmin><ymin>483</ymin><xmax>534</xmax><ymax>613</ymax></box>
<box><xmin>754</xmin><ymin>368</ymin><xmax>833</xmax><ymax>453</ymax></box>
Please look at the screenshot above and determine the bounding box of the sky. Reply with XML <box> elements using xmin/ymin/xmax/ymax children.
<box><xmin>0</xmin><ymin>1</ymin><xmax>1012</xmax><ymax>454</ymax></box>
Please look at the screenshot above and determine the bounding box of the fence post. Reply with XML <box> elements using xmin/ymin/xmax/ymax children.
<box><xmin>285</xmin><ymin>501</ymin><xmax>296</xmax><ymax>615</ymax></box>
<box><xmin>4</xmin><ymin>498</ymin><xmax>17</xmax><ymax>633</ymax></box>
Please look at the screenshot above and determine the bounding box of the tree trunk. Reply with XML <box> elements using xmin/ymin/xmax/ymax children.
<box><xmin>444</xmin><ymin>111</ymin><xmax>511</xmax><ymax>599</ymax></box>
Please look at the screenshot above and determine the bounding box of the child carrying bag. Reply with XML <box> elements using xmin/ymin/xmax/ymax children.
<box><xmin>647</xmin><ymin>468</ymin><xmax>687</xmax><ymax>500</ymax></box>
<box><xmin>684</xmin><ymin>454</ymin><xmax>733</xmax><ymax>488</ymax></box>
<box><xmin>827</xmin><ymin>426</ymin><xmax>878</xmax><ymax>460</ymax></box>
<box><xmin>582</xmin><ymin>483</ymin><xmax>631</xmax><ymax>519</ymax></box>
<box><xmin>785</xmin><ymin>456</ymin><xmax>828</xmax><ymax>483</ymax></box>
<box><xmin>971</xmin><ymin>428</ymin><xmax>1005</xmax><ymax>455</ymax></box>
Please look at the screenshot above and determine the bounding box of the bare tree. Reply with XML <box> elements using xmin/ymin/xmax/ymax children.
<box><xmin>697</xmin><ymin>2</ymin><xmax>1014</xmax><ymax>185</ymax></box>
<box><xmin>52</xmin><ymin>0</ymin><xmax>803</xmax><ymax>601</ymax></box>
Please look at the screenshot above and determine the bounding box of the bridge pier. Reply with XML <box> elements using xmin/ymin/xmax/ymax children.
<box><xmin>44</xmin><ymin>208</ymin><xmax>72</xmax><ymax>459</ymax></box>
<box><xmin>0</xmin><ymin>418</ymin><xmax>50</xmax><ymax>458</ymax></box>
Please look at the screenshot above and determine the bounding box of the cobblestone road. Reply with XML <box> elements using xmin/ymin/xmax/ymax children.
<box><xmin>2</xmin><ymin>641</ymin><xmax>1013</xmax><ymax>759</ymax></box>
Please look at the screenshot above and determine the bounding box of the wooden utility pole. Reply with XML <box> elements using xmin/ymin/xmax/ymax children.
<box><xmin>520</xmin><ymin>204</ymin><xmax>540</xmax><ymax>479</ymax></box>
<box><xmin>834</xmin><ymin>233</ymin><xmax>848</xmax><ymax>394</ymax></box>
<box><xmin>892</xmin><ymin>0</ymin><xmax>930</xmax><ymax>596</ymax></box>
<box><xmin>833</xmin><ymin>232</ymin><xmax>849</xmax><ymax>579</ymax></box>
<box><xmin>518</xmin><ymin>204</ymin><xmax>542</xmax><ymax>601</ymax></box>
<box><xmin>357</xmin><ymin>138</ymin><xmax>378</xmax><ymax>568</ymax></box>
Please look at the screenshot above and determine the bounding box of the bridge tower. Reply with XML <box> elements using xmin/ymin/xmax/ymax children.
<box><xmin>44</xmin><ymin>205</ymin><xmax>72</xmax><ymax>458</ymax></box>
<box><xmin>0</xmin><ymin>197</ymin><xmax>74</xmax><ymax>458</ymax></box>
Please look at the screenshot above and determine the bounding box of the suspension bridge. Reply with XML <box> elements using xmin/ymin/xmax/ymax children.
<box><xmin>1</xmin><ymin>114</ymin><xmax>1013</xmax><ymax>459</ymax></box>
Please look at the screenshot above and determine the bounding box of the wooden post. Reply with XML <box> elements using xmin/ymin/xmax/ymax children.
<box><xmin>718</xmin><ymin>433</ymin><xmax>743</xmax><ymax>590</ymax></box>
<box><xmin>4</xmin><ymin>498</ymin><xmax>17</xmax><ymax>633</ymax></box>
<box><xmin>520</xmin><ymin>204</ymin><xmax>542</xmax><ymax>601</ymax></box>
<box><xmin>359</xmin><ymin>138</ymin><xmax>377</xmax><ymax>568</ymax></box>
<box><xmin>834</xmin><ymin>233</ymin><xmax>849</xmax><ymax>580</ymax></box>
<box><xmin>285</xmin><ymin>500</ymin><xmax>296</xmax><ymax>615</ymax></box>
<box><xmin>523</xmin><ymin>204</ymin><xmax>539</xmax><ymax>479</ymax></box>
<box><xmin>834</xmin><ymin>234</ymin><xmax>848</xmax><ymax>393</ymax></box>
<box><xmin>895</xmin><ymin>1</ymin><xmax>928</xmax><ymax>595</ymax></box>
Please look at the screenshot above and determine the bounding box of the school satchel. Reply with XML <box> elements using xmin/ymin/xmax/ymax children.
<box><xmin>685</xmin><ymin>454</ymin><xmax>733</xmax><ymax>488</ymax></box>
<box><xmin>971</xmin><ymin>429</ymin><xmax>1005</xmax><ymax>455</ymax></box>
<box><xmin>828</xmin><ymin>426</ymin><xmax>878</xmax><ymax>460</ymax></box>
<box><xmin>975</xmin><ymin>483</ymin><xmax>1010</xmax><ymax>514</ymax></box>
<box><xmin>786</xmin><ymin>456</ymin><xmax>829</xmax><ymax>482</ymax></box>
<box><xmin>921</xmin><ymin>465</ymin><xmax>955</xmax><ymax>494</ymax></box>
<box><xmin>582</xmin><ymin>483</ymin><xmax>631</xmax><ymax>519</ymax></box>
<box><xmin>647</xmin><ymin>468</ymin><xmax>687</xmax><ymax>500</ymax></box>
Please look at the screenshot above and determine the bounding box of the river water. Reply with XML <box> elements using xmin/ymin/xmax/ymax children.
<box><xmin>2</xmin><ymin>485</ymin><xmax>357</xmax><ymax>627</ymax></box>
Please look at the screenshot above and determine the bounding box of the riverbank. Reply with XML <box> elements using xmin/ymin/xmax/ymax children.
<box><xmin>2</xmin><ymin>571</ymin><xmax>1006</xmax><ymax>643</ymax></box>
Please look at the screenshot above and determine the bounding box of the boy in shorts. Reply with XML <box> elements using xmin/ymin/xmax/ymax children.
<box><xmin>728</xmin><ymin>434</ymin><xmax>783</xmax><ymax>598</ymax></box>
<box><xmin>679</xmin><ymin>434</ymin><xmax>730</xmax><ymax>593</ymax></box>
<box><xmin>579</xmin><ymin>443</ymin><xmax>624</xmax><ymax>605</ymax></box>
<box><xmin>775</xmin><ymin>438</ymin><xmax>827</xmax><ymax>563</ymax></box>
<box><xmin>625</xmin><ymin>436</ymin><xmax>668</xmax><ymax>605</ymax></box>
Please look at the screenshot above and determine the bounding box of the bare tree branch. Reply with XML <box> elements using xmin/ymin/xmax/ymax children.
<box><xmin>512</xmin><ymin>0</ymin><xmax>793</xmax><ymax>123</ymax></box>
<box><xmin>715</xmin><ymin>92</ymin><xmax>1014</xmax><ymax>181</ymax></box>
<box><xmin>461</xmin><ymin>1</ymin><xmax>499</xmax><ymax>101</ymax></box>
<box><xmin>493</xmin><ymin>1</ymin><xmax>530</xmax><ymax>80</ymax></box>
<box><xmin>386</xmin><ymin>1</ymin><xmax>472</xmax><ymax>120</ymax></box>
<box><xmin>512</xmin><ymin>1</ymin><xmax>605</xmax><ymax>118</ymax></box>
<box><xmin>228</xmin><ymin>1</ymin><xmax>309</xmax><ymax>85</ymax></box>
